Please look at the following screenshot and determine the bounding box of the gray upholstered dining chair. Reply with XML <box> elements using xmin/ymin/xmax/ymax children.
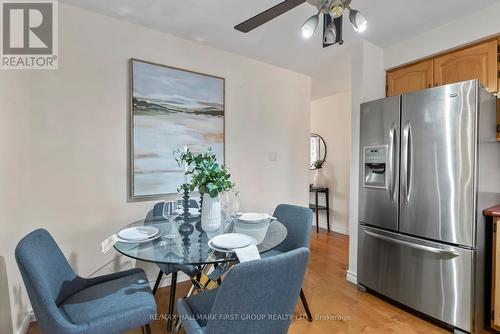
<box><xmin>175</xmin><ymin>247</ymin><xmax>310</xmax><ymax>334</ymax></box>
<box><xmin>145</xmin><ymin>201</ymin><xmax>200</xmax><ymax>331</ymax></box>
<box><xmin>263</xmin><ymin>204</ymin><xmax>314</xmax><ymax>321</ymax></box>
<box><xmin>15</xmin><ymin>229</ymin><xmax>156</xmax><ymax>334</ymax></box>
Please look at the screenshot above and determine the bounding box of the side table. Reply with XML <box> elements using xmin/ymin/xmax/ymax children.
<box><xmin>309</xmin><ymin>185</ymin><xmax>330</xmax><ymax>233</ymax></box>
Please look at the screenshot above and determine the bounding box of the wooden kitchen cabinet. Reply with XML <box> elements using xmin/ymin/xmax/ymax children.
<box><xmin>387</xmin><ymin>38</ymin><xmax>499</xmax><ymax>97</ymax></box>
<box><xmin>386</xmin><ymin>38</ymin><xmax>500</xmax><ymax>139</ymax></box>
<box><xmin>498</xmin><ymin>37</ymin><xmax>500</xmax><ymax>95</ymax></box>
<box><xmin>386</xmin><ymin>60</ymin><xmax>434</xmax><ymax>97</ymax></box>
<box><xmin>485</xmin><ymin>205</ymin><xmax>500</xmax><ymax>330</ymax></box>
<box><xmin>493</xmin><ymin>216</ymin><xmax>500</xmax><ymax>330</ymax></box>
<box><xmin>497</xmin><ymin>99</ymin><xmax>500</xmax><ymax>141</ymax></box>
<box><xmin>434</xmin><ymin>39</ymin><xmax>498</xmax><ymax>93</ymax></box>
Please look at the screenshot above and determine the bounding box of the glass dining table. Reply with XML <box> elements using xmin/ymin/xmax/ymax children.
<box><xmin>113</xmin><ymin>214</ymin><xmax>288</xmax><ymax>266</ymax></box>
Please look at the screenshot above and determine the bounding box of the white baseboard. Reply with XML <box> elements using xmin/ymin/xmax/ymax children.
<box><xmin>329</xmin><ymin>225</ymin><xmax>349</xmax><ymax>235</ymax></box>
<box><xmin>346</xmin><ymin>270</ymin><xmax>358</xmax><ymax>285</ymax></box>
<box><xmin>18</xmin><ymin>309</ymin><xmax>34</xmax><ymax>334</ymax></box>
<box><xmin>312</xmin><ymin>222</ymin><xmax>349</xmax><ymax>235</ymax></box>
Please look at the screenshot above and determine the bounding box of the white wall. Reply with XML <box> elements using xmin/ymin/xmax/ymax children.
<box><xmin>0</xmin><ymin>71</ymin><xmax>31</xmax><ymax>334</ymax></box>
<box><xmin>0</xmin><ymin>4</ymin><xmax>311</xmax><ymax>334</ymax></box>
<box><xmin>311</xmin><ymin>57</ymin><xmax>352</xmax><ymax>100</ymax></box>
<box><xmin>310</xmin><ymin>92</ymin><xmax>351</xmax><ymax>234</ymax></box>
<box><xmin>347</xmin><ymin>40</ymin><xmax>385</xmax><ymax>284</ymax></box>
<box><xmin>385</xmin><ymin>2</ymin><xmax>500</xmax><ymax>69</ymax></box>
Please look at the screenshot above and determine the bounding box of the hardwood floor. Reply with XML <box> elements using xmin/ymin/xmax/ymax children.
<box><xmin>28</xmin><ymin>229</ymin><xmax>450</xmax><ymax>334</ymax></box>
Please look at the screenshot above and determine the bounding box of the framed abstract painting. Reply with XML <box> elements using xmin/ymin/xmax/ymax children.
<box><xmin>129</xmin><ymin>59</ymin><xmax>225</xmax><ymax>200</ymax></box>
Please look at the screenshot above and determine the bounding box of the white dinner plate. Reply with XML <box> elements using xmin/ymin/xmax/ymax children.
<box><xmin>118</xmin><ymin>226</ymin><xmax>160</xmax><ymax>241</ymax></box>
<box><xmin>117</xmin><ymin>234</ymin><xmax>161</xmax><ymax>244</ymax></box>
<box><xmin>210</xmin><ymin>233</ymin><xmax>257</xmax><ymax>250</ymax></box>
<box><xmin>208</xmin><ymin>240</ymin><xmax>235</xmax><ymax>253</ymax></box>
<box><xmin>238</xmin><ymin>213</ymin><xmax>276</xmax><ymax>224</ymax></box>
<box><xmin>208</xmin><ymin>237</ymin><xmax>258</xmax><ymax>253</ymax></box>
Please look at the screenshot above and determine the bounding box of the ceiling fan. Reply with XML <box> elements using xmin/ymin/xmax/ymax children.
<box><xmin>234</xmin><ymin>0</ymin><xmax>367</xmax><ymax>48</ymax></box>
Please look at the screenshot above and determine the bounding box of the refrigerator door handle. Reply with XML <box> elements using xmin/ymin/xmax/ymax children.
<box><xmin>402</xmin><ymin>121</ymin><xmax>409</xmax><ymax>204</ymax></box>
<box><xmin>407</xmin><ymin>122</ymin><xmax>413</xmax><ymax>204</ymax></box>
<box><xmin>388</xmin><ymin>122</ymin><xmax>398</xmax><ymax>203</ymax></box>
<box><xmin>402</xmin><ymin>121</ymin><xmax>413</xmax><ymax>205</ymax></box>
<box><xmin>364</xmin><ymin>230</ymin><xmax>459</xmax><ymax>258</ymax></box>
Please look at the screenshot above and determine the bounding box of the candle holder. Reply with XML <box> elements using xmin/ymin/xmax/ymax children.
<box><xmin>182</xmin><ymin>187</ymin><xmax>190</xmax><ymax>221</ymax></box>
<box><xmin>195</xmin><ymin>195</ymin><xmax>203</xmax><ymax>230</ymax></box>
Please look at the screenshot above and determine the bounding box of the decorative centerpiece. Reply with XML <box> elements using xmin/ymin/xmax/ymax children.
<box><xmin>178</xmin><ymin>183</ymin><xmax>192</xmax><ymax>221</ymax></box>
<box><xmin>176</xmin><ymin>148</ymin><xmax>234</xmax><ymax>232</ymax></box>
<box><xmin>312</xmin><ymin>159</ymin><xmax>326</xmax><ymax>187</ymax></box>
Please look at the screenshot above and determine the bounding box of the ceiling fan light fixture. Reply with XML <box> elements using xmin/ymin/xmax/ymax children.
<box><xmin>349</xmin><ymin>8</ymin><xmax>367</xmax><ymax>33</ymax></box>
<box><xmin>301</xmin><ymin>13</ymin><xmax>319</xmax><ymax>39</ymax></box>
<box><xmin>235</xmin><ymin>0</ymin><xmax>366</xmax><ymax>47</ymax></box>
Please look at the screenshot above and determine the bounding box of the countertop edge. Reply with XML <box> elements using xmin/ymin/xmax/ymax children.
<box><xmin>484</xmin><ymin>205</ymin><xmax>500</xmax><ymax>218</ymax></box>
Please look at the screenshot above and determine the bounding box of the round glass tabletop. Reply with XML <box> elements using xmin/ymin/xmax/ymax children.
<box><xmin>113</xmin><ymin>214</ymin><xmax>287</xmax><ymax>265</ymax></box>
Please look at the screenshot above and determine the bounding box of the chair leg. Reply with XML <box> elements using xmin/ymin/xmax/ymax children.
<box><xmin>326</xmin><ymin>188</ymin><xmax>330</xmax><ymax>231</ymax></box>
<box><xmin>186</xmin><ymin>283</ymin><xmax>195</xmax><ymax>297</ymax></box>
<box><xmin>213</xmin><ymin>263</ymin><xmax>223</xmax><ymax>286</ymax></box>
<box><xmin>167</xmin><ymin>272</ymin><xmax>178</xmax><ymax>332</ymax></box>
<box><xmin>152</xmin><ymin>271</ymin><xmax>163</xmax><ymax>296</ymax></box>
<box><xmin>173</xmin><ymin>316</ymin><xmax>182</xmax><ymax>334</ymax></box>
<box><xmin>300</xmin><ymin>288</ymin><xmax>313</xmax><ymax>322</ymax></box>
<box><xmin>315</xmin><ymin>190</ymin><xmax>319</xmax><ymax>233</ymax></box>
<box><xmin>196</xmin><ymin>265</ymin><xmax>202</xmax><ymax>281</ymax></box>
<box><xmin>141</xmin><ymin>323</ymin><xmax>151</xmax><ymax>334</ymax></box>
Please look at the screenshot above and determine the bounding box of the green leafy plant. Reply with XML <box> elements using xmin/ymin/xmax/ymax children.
<box><xmin>175</xmin><ymin>148</ymin><xmax>234</xmax><ymax>198</ymax></box>
<box><xmin>313</xmin><ymin>160</ymin><xmax>324</xmax><ymax>169</ymax></box>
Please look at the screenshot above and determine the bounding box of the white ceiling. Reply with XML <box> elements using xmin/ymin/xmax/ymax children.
<box><xmin>61</xmin><ymin>0</ymin><xmax>498</xmax><ymax>98</ymax></box>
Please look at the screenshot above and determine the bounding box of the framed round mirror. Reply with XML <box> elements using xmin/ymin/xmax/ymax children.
<box><xmin>310</xmin><ymin>133</ymin><xmax>327</xmax><ymax>170</ymax></box>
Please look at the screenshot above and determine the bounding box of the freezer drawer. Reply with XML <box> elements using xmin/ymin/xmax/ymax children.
<box><xmin>358</xmin><ymin>225</ymin><xmax>473</xmax><ymax>332</ymax></box>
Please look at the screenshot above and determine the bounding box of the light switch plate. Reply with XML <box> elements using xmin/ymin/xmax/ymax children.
<box><xmin>269</xmin><ymin>152</ymin><xmax>278</xmax><ymax>162</ymax></box>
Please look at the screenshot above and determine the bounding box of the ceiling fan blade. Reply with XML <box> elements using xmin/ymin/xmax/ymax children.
<box><xmin>234</xmin><ymin>0</ymin><xmax>307</xmax><ymax>33</ymax></box>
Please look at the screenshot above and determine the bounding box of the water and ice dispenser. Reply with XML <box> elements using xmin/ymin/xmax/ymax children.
<box><xmin>363</xmin><ymin>145</ymin><xmax>388</xmax><ymax>189</ymax></box>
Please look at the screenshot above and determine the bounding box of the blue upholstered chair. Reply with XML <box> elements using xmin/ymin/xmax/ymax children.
<box><xmin>263</xmin><ymin>204</ymin><xmax>313</xmax><ymax>321</ymax></box>
<box><xmin>145</xmin><ymin>201</ymin><xmax>200</xmax><ymax>331</ymax></box>
<box><xmin>175</xmin><ymin>247</ymin><xmax>310</xmax><ymax>334</ymax></box>
<box><xmin>15</xmin><ymin>229</ymin><xmax>156</xmax><ymax>334</ymax></box>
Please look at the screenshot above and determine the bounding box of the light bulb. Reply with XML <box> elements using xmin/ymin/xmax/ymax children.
<box><xmin>301</xmin><ymin>13</ymin><xmax>319</xmax><ymax>39</ymax></box>
<box><xmin>349</xmin><ymin>9</ymin><xmax>367</xmax><ymax>33</ymax></box>
<box><xmin>324</xmin><ymin>21</ymin><xmax>337</xmax><ymax>45</ymax></box>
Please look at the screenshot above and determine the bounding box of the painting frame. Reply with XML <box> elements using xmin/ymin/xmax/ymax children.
<box><xmin>128</xmin><ymin>58</ymin><xmax>226</xmax><ymax>201</ymax></box>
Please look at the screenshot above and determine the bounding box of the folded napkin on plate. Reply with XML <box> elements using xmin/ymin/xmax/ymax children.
<box><xmin>233</xmin><ymin>245</ymin><xmax>261</xmax><ymax>263</ymax></box>
<box><xmin>101</xmin><ymin>234</ymin><xmax>120</xmax><ymax>254</ymax></box>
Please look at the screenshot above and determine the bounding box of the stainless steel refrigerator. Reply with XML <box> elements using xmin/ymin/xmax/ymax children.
<box><xmin>357</xmin><ymin>80</ymin><xmax>500</xmax><ymax>333</ymax></box>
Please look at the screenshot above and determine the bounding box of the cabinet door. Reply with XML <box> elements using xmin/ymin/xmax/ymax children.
<box><xmin>493</xmin><ymin>218</ymin><xmax>500</xmax><ymax>330</ymax></box>
<box><xmin>386</xmin><ymin>60</ymin><xmax>434</xmax><ymax>96</ymax></box>
<box><xmin>434</xmin><ymin>39</ymin><xmax>498</xmax><ymax>92</ymax></box>
<box><xmin>497</xmin><ymin>99</ymin><xmax>500</xmax><ymax>142</ymax></box>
